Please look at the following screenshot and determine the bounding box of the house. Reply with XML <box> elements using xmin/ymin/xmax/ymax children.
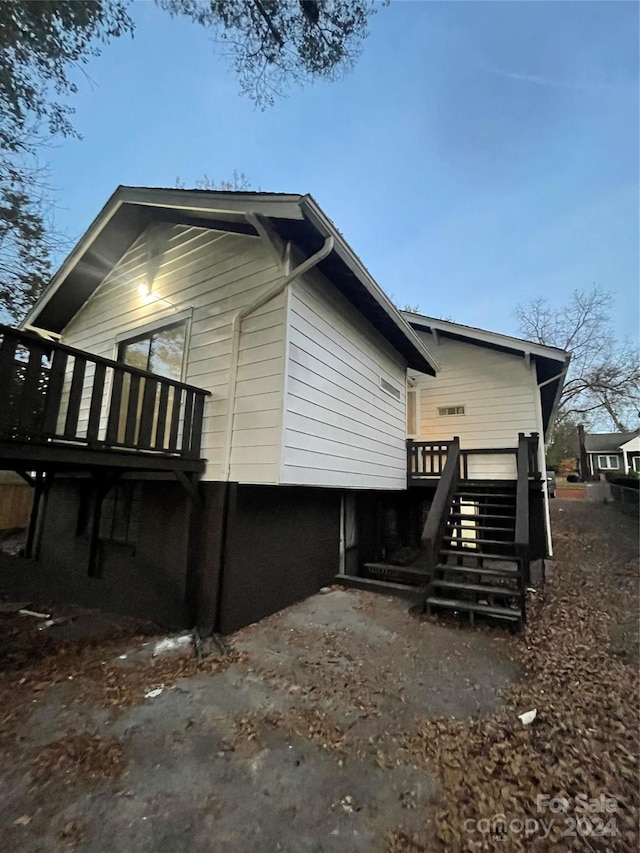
<box><xmin>582</xmin><ymin>429</ymin><xmax>640</xmax><ymax>477</ymax></box>
<box><xmin>0</xmin><ymin>188</ymin><xmax>568</xmax><ymax>633</ymax></box>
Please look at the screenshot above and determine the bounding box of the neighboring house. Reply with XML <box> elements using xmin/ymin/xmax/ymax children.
<box><xmin>0</xmin><ymin>188</ymin><xmax>568</xmax><ymax>633</ymax></box>
<box><xmin>583</xmin><ymin>430</ymin><xmax>640</xmax><ymax>477</ymax></box>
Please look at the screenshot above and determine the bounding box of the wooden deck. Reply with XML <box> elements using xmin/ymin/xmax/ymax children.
<box><xmin>0</xmin><ymin>325</ymin><xmax>210</xmax><ymax>475</ymax></box>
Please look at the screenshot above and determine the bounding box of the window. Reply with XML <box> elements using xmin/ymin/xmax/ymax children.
<box><xmin>438</xmin><ymin>405</ymin><xmax>465</xmax><ymax>417</ymax></box>
<box><xmin>76</xmin><ymin>482</ymin><xmax>142</xmax><ymax>547</ymax></box>
<box><xmin>597</xmin><ymin>455</ymin><xmax>620</xmax><ymax>470</ymax></box>
<box><xmin>118</xmin><ymin>320</ymin><xmax>186</xmax><ymax>381</ymax></box>
<box><xmin>632</xmin><ymin>457</ymin><xmax>640</xmax><ymax>473</ymax></box>
<box><xmin>115</xmin><ymin>320</ymin><xmax>187</xmax><ymax>446</ymax></box>
<box><xmin>380</xmin><ymin>377</ymin><xmax>401</xmax><ymax>400</ymax></box>
<box><xmin>100</xmin><ymin>482</ymin><xmax>142</xmax><ymax>546</ymax></box>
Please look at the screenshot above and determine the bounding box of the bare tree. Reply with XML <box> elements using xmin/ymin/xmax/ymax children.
<box><xmin>175</xmin><ymin>171</ymin><xmax>253</xmax><ymax>192</ymax></box>
<box><xmin>516</xmin><ymin>286</ymin><xmax>640</xmax><ymax>432</ymax></box>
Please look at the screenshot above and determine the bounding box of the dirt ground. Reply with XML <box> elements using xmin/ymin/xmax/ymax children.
<box><xmin>0</xmin><ymin>500</ymin><xmax>638</xmax><ymax>852</ymax></box>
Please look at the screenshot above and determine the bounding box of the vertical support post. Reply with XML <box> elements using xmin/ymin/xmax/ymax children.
<box><xmin>406</xmin><ymin>439</ymin><xmax>414</xmax><ymax>485</ymax></box>
<box><xmin>88</xmin><ymin>474</ymin><xmax>118</xmax><ymax>578</ymax></box>
<box><xmin>178</xmin><ymin>475</ymin><xmax>229</xmax><ymax>636</ymax></box>
<box><xmin>24</xmin><ymin>471</ymin><xmax>45</xmax><ymax>559</ymax></box>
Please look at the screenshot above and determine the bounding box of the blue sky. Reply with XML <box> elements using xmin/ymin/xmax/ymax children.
<box><xmin>46</xmin><ymin>0</ymin><xmax>639</xmax><ymax>341</ymax></box>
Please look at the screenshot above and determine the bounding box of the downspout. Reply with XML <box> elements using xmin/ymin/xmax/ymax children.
<box><xmin>222</xmin><ymin>234</ymin><xmax>334</xmax><ymax>480</ymax></box>
<box><xmin>535</xmin><ymin>365</ymin><xmax>568</xmax><ymax>559</ymax></box>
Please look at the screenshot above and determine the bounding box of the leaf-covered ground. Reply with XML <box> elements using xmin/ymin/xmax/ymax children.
<box><xmin>0</xmin><ymin>499</ymin><xmax>637</xmax><ymax>851</ymax></box>
<box><xmin>388</xmin><ymin>499</ymin><xmax>639</xmax><ymax>851</ymax></box>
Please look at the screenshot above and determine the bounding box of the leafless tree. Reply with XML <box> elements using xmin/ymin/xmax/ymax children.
<box><xmin>516</xmin><ymin>286</ymin><xmax>640</xmax><ymax>432</ymax></box>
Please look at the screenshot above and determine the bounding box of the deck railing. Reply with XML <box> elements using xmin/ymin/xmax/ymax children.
<box><xmin>407</xmin><ymin>440</ymin><xmax>455</xmax><ymax>480</ymax></box>
<box><xmin>0</xmin><ymin>325</ymin><xmax>210</xmax><ymax>460</ymax></box>
<box><xmin>420</xmin><ymin>437</ymin><xmax>461</xmax><ymax>577</ymax></box>
<box><xmin>408</xmin><ymin>435</ymin><xmax>540</xmax><ymax>484</ymax></box>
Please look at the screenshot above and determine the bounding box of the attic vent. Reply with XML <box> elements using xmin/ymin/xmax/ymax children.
<box><xmin>438</xmin><ymin>405</ymin><xmax>465</xmax><ymax>417</ymax></box>
<box><xmin>380</xmin><ymin>377</ymin><xmax>401</xmax><ymax>400</ymax></box>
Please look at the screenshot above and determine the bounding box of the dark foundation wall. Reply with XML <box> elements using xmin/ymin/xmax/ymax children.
<box><xmin>219</xmin><ymin>484</ymin><xmax>341</xmax><ymax>634</ymax></box>
<box><xmin>0</xmin><ymin>478</ymin><xmax>191</xmax><ymax>628</ymax></box>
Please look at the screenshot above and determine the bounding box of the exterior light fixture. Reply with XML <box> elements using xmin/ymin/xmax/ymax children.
<box><xmin>138</xmin><ymin>283</ymin><xmax>151</xmax><ymax>298</ymax></box>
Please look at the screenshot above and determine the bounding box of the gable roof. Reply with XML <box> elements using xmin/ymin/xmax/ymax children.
<box><xmin>584</xmin><ymin>430</ymin><xmax>640</xmax><ymax>453</ymax></box>
<box><xmin>23</xmin><ymin>187</ymin><xmax>438</xmax><ymax>376</ymax></box>
<box><xmin>401</xmin><ymin>312</ymin><xmax>571</xmax><ymax>439</ymax></box>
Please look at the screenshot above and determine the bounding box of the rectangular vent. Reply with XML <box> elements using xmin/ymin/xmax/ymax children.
<box><xmin>380</xmin><ymin>377</ymin><xmax>401</xmax><ymax>400</ymax></box>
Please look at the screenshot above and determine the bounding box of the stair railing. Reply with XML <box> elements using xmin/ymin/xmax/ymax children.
<box><xmin>421</xmin><ymin>436</ymin><xmax>460</xmax><ymax>585</ymax></box>
<box><xmin>515</xmin><ymin>432</ymin><xmax>531</xmax><ymax>619</ymax></box>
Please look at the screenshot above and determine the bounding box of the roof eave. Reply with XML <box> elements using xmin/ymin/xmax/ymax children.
<box><xmin>300</xmin><ymin>198</ymin><xmax>440</xmax><ymax>376</ymax></box>
<box><xmin>403</xmin><ymin>311</ymin><xmax>569</xmax><ymax>363</ymax></box>
<box><xmin>22</xmin><ymin>187</ymin><xmax>126</xmax><ymax>331</ymax></box>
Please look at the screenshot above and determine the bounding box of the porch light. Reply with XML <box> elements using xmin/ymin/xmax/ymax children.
<box><xmin>138</xmin><ymin>283</ymin><xmax>151</xmax><ymax>298</ymax></box>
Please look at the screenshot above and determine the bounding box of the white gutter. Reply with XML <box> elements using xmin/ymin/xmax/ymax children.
<box><xmin>221</xmin><ymin>234</ymin><xmax>335</xmax><ymax>479</ymax></box>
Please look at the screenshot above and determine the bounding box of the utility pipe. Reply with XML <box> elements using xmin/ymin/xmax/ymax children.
<box><xmin>222</xmin><ymin>234</ymin><xmax>334</xmax><ymax>479</ymax></box>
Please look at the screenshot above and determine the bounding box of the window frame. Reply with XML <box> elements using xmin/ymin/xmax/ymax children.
<box><xmin>632</xmin><ymin>457</ymin><xmax>640</xmax><ymax>473</ymax></box>
<box><xmin>406</xmin><ymin>386</ymin><xmax>420</xmax><ymax>438</ymax></box>
<box><xmin>76</xmin><ymin>480</ymin><xmax>143</xmax><ymax>551</ymax></box>
<box><xmin>99</xmin><ymin>481</ymin><xmax>143</xmax><ymax>547</ymax></box>
<box><xmin>437</xmin><ymin>405</ymin><xmax>466</xmax><ymax>417</ymax></box>
<box><xmin>114</xmin><ymin>309</ymin><xmax>192</xmax><ymax>382</ymax></box>
<box><xmin>597</xmin><ymin>454</ymin><xmax>620</xmax><ymax>470</ymax></box>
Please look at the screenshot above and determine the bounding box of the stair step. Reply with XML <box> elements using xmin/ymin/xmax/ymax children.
<box><xmin>430</xmin><ymin>579</ymin><xmax>521</xmax><ymax>596</ymax></box>
<box><xmin>446</xmin><ymin>523</ymin><xmax>515</xmax><ymax>534</ymax></box>
<box><xmin>455</xmin><ymin>492</ymin><xmax>516</xmax><ymax>500</ymax></box>
<box><xmin>434</xmin><ymin>563</ymin><xmax>520</xmax><ymax>578</ymax></box>
<box><xmin>461</xmin><ymin>480</ymin><xmax>516</xmax><ymax>487</ymax></box>
<box><xmin>336</xmin><ymin>574</ymin><xmax>424</xmax><ymax>600</ymax></box>
<box><xmin>443</xmin><ymin>536</ymin><xmax>516</xmax><ymax>548</ymax></box>
<box><xmin>438</xmin><ymin>548</ymin><xmax>520</xmax><ymax>563</ymax></box>
<box><xmin>449</xmin><ymin>512</ymin><xmax>515</xmax><ymax>522</ymax></box>
<box><xmin>452</xmin><ymin>501</ymin><xmax>516</xmax><ymax>511</ymax></box>
<box><xmin>425</xmin><ymin>596</ymin><xmax>521</xmax><ymax>621</ymax></box>
<box><xmin>364</xmin><ymin>562</ymin><xmax>428</xmax><ymax>576</ymax></box>
<box><xmin>364</xmin><ymin>562</ymin><xmax>428</xmax><ymax>583</ymax></box>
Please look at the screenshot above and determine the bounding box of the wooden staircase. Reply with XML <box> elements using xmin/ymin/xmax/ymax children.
<box><xmin>425</xmin><ymin>480</ymin><xmax>526</xmax><ymax>629</ymax></box>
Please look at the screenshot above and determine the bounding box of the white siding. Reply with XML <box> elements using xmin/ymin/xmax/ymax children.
<box><xmin>60</xmin><ymin>222</ymin><xmax>286</xmax><ymax>483</ymax></box>
<box><xmin>280</xmin><ymin>271</ymin><xmax>408</xmax><ymax>490</ymax></box>
<box><xmin>228</xmin><ymin>293</ymin><xmax>286</xmax><ymax>484</ymax></box>
<box><xmin>413</xmin><ymin>332</ymin><xmax>542</xmax><ymax>479</ymax></box>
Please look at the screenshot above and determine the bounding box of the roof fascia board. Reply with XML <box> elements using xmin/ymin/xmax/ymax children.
<box><xmin>22</xmin><ymin>186</ymin><xmax>304</xmax><ymax>332</ymax></box>
<box><xmin>118</xmin><ymin>186</ymin><xmax>305</xmax><ymax>220</ymax></box>
<box><xmin>21</xmin><ymin>189</ymin><xmax>126</xmax><ymax>330</ymax></box>
<box><xmin>300</xmin><ymin>197</ymin><xmax>440</xmax><ymax>374</ymax></box>
<box><xmin>404</xmin><ymin>312</ymin><xmax>568</xmax><ymax>364</ymax></box>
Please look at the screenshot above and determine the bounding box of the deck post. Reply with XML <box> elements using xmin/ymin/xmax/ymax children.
<box><xmin>24</xmin><ymin>471</ymin><xmax>45</xmax><ymax>559</ymax></box>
